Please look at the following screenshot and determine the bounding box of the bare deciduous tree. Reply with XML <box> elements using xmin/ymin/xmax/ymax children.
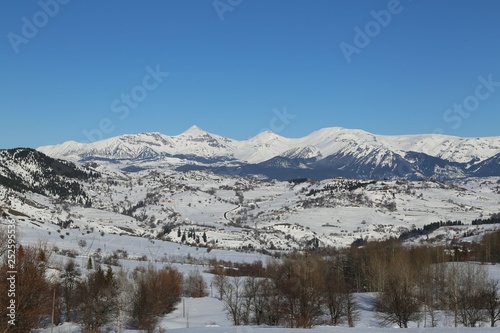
<box><xmin>60</xmin><ymin>258</ymin><xmax>81</xmax><ymax>322</ymax></box>
<box><xmin>0</xmin><ymin>244</ymin><xmax>53</xmax><ymax>332</ymax></box>
<box><xmin>374</xmin><ymin>251</ymin><xmax>422</xmax><ymax>328</ymax></box>
<box><xmin>242</xmin><ymin>276</ymin><xmax>270</xmax><ymax>325</ymax></box>
<box><xmin>321</xmin><ymin>257</ymin><xmax>350</xmax><ymax>325</ymax></box>
<box><xmin>419</xmin><ymin>261</ymin><xmax>446</xmax><ymax>327</ymax></box>
<box><xmin>481</xmin><ymin>278</ymin><xmax>500</xmax><ymax>327</ymax></box>
<box><xmin>269</xmin><ymin>255</ymin><xmax>323</xmax><ymax>328</ymax></box>
<box><xmin>184</xmin><ymin>270</ymin><xmax>208</xmax><ymax>298</ymax></box>
<box><xmin>130</xmin><ymin>265</ymin><xmax>183</xmax><ymax>332</ymax></box>
<box><xmin>76</xmin><ymin>266</ymin><xmax>118</xmax><ymax>333</ymax></box>
<box><xmin>114</xmin><ymin>269</ymin><xmax>135</xmax><ymax>333</ymax></box>
<box><xmin>222</xmin><ymin>276</ymin><xmax>245</xmax><ymax>325</ymax></box>
<box><xmin>455</xmin><ymin>263</ymin><xmax>489</xmax><ymax>327</ymax></box>
<box><xmin>212</xmin><ymin>268</ymin><xmax>230</xmax><ymax>300</ymax></box>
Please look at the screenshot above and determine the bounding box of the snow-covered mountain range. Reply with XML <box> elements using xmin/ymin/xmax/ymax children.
<box><xmin>37</xmin><ymin>126</ymin><xmax>500</xmax><ymax>180</ymax></box>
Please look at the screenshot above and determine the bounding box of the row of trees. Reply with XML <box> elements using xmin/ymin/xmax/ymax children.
<box><xmin>2</xmin><ymin>227</ymin><xmax>500</xmax><ymax>331</ymax></box>
<box><xmin>346</xmin><ymin>237</ymin><xmax>500</xmax><ymax>328</ymax></box>
<box><xmin>215</xmin><ymin>234</ymin><xmax>500</xmax><ymax>329</ymax></box>
<box><xmin>214</xmin><ymin>254</ymin><xmax>360</xmax><ymax>328</ymax></box>
<box><xmin>370</xmin><ymin>248</ymin><xmax>500</xmax><ymax>328</ymax></box>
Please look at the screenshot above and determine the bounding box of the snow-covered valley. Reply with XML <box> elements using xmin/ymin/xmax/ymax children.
<box><xmin>3</xmin><ymin>161</ymin><xmax>500</xmax><ymax>253</ymax></box>
<box><xmin>1</xmin><ymin>138</ymin><xmax>500</xmax><ymax>332</ymax></box>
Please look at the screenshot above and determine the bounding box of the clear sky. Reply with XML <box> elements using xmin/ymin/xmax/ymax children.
<box><xmin>1</xmin><ymin>0</ymin><xmax>499</xmax><ymax>148</ymax></box>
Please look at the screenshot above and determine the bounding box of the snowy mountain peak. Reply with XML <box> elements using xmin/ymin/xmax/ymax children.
<box><xmin>307</xmin><ymin>126</ymin><xmax>371</xmax><ymax>138</ymax></box>
<box><xmin>246</xmin><ymin>130</ymin><xmax>287</xmax><ymax>145</ymax></box>
<box><xmin>178</xmin><ymin>125</ymin><xmax>209</xmax><ymax>137</ymax></box>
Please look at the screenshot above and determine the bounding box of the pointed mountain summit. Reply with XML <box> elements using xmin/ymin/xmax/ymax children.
<box><xmin>177</xmin><ymin>125</ymin><xmax>209</xmax><ymax>137</ymax></box>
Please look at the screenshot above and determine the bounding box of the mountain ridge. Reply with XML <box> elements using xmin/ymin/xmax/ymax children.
<box><xmin>37</xmin><ymin>126</ymin><xmax>500</xmax><ymax>180</ymax></box>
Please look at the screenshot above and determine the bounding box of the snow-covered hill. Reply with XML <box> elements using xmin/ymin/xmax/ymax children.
<box><xmin>2</xmin><ymin>147</ymin><xmax>500</xmax><ymax>252</ymax></box>
<box><xmin>3</xmin><ymin>147</ymin><xmax>500</xmax><ymax>333</ymax></box>
<box><xmin>0</xmin><ymin>148</ymin><xmax>98</xmax><ymax>202</ymax></box>
<box><xmin>37</xmin><ymin>126</ymin><xmax>500</xmax><ymax>180</ymax></box>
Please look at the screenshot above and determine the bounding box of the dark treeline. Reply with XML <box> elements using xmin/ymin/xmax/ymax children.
<box><xmin>206</xmin><ymin>259</ymin><xmax>267</xmax><ymax>278</ymax></box>
<box><xmin>472</xmin><ymin>213</ymin><xmax>500</xmax><ymax>226</ymax></box>
<box><xmin>0</xmin><ymin>149</ymin><xmax>99</xmax><ymax>202</ymax></box>
<box><xmin>399</xmin><ymin>220</ymin><xmax>464</xmax><ymax>240</ymax></box>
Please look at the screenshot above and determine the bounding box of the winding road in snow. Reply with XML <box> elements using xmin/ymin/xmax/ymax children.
<box><xmin>223</xmin><ymin>205</ymin><xmax>240</xmax><ymax>223</ymax></box>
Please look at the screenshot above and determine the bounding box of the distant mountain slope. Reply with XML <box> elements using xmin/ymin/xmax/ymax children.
<box><xmin>469</xmin><ymin>152</ymin><xmax>500</xmax><ymax>177</ymax></box>
<box><xmin>37</xmin><ymin>126</ymin><xmax>500</xmax><ymax>180</ymax></box>
<box><xmin>0</xmin><ymin>148</ymin><xmax>99</xmax><ymax>202</ymax></box>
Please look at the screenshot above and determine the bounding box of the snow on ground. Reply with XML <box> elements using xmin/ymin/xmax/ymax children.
<box><xmin>16</xmin><ymin>211</ymin><xmax>500</xmax><ymax>333</ymax></box>
<box><xmin>3</xmin><ymin>169</ymin><xmax>500</xmax><ymax>332</ymax></box>
<box><xmin>3</xmin><ymin>169</ymin><xmax>500</xmax><ymax>252</ymax></box>
<box><xmin>38</xmin><ymin>287</ymin><xmax>500</xmax><ymax>332</ymax></box>
<box><xmin>15</xmin><ymin>220</ymin><xmax>268</xmax><ymax>265</ymax></box>
<box><xmin>169</xmin><ymin>328</ymin><xmax>500</xmax><ymax>333</ymax></box>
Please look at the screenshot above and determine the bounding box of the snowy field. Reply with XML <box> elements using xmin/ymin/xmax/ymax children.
<box><xmin>2</xmin><ymin>160</ymin><xmax>500</xmax><ymax>332</ymax></box>
<box><xmin>29</xmin><ymin>245</ymin><xmax>500</xmax><ymax>333</ymax></box>
<box><xmin>4</xmin><ymin>172</ymin><xmax>500</xmax><ymax>254</ymax></box>
<box><xmin>37</xmin><ymin>289</ymin><xmax>500</xmax><ymax>333</ymax></box>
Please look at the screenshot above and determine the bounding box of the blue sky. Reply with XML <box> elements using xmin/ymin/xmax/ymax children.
<box><xmin>1</xmin><ymin>0</ymin><xmax>499</xmax><ymax>148</ymax></box>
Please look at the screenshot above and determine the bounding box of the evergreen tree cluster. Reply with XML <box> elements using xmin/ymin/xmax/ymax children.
<box><xmin>177</xmin><ymin>227</ymin><xmax>208</xmax><ymax>245</ymax></box>
<box><xmin>399</xmin><ymin>220</ymin><xmax>464</xmax><ymax>240</ymax></box>
<box><xmin>472</xmin><ymin>213</ymin><xmax>500</xmax><ymax>225</ymax></box>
